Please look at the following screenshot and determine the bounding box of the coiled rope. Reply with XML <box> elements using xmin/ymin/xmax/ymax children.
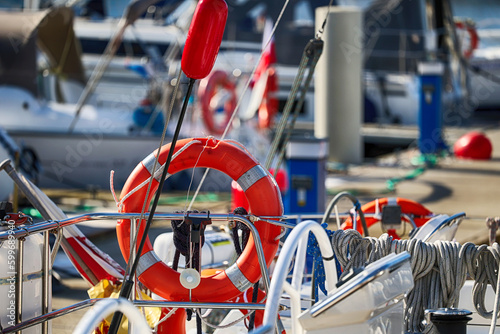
<box><xmin>331</xmin><ymin>230</ymin><xmax>500</xmax><ymax>333</ymax></box>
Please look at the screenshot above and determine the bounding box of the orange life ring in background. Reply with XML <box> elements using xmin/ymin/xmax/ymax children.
<box><xmin>258</xmin><ymin>67</ymin><xmax>279</xmax><ymax>129</ymax></box>
<box><xmin>342</xmin><ymin>197</ymin><xmax>433</xmax><ymax>239</ymax></box>
<box><xmin>117</xmin><ymin>137</ymin><xmax>283</xmax><ymax>302</ymax></box>
<box><xmin>198</xmin><ymin>70</ymin><xmax>237</xmax><ymax>135</ymax></box>
<box><xmin>455</xmin><ymin>20</ymin><xmax>479</xmax><ymax>59</ymax></box>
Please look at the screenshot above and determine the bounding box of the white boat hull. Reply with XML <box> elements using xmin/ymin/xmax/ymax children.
<box><xmin>10</xmin><ymin>131</ymin><xmax>161</xmax><ymax>189</ymax></box>
<box><xmin>469</xmin><ymin>58</ymin><xmax>500</xmax><ymax>110</ymax></box>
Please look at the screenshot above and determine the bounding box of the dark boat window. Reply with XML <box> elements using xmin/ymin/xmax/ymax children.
<box><xmin>224</xmin><ymin>0</ymin><xmax>334</xmax><ymax>65</ymax></box>
<box><xmin>79</xmin><ymin>38</ymin><xmax>171</xmax><ymax>58</ymax></box>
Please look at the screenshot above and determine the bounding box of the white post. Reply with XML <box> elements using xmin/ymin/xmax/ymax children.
<box><xmin>314</xmin><ymin>6</ymin><xmax>363</xmax><ymax>164</ymax></box>
<box><xmin>23</xmin><ymin>0</ymin><xmax>40</xmax><ymax>10</ymax></box>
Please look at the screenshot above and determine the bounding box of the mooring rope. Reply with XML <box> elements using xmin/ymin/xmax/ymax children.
<box><xmin>331</xmin><ymin>230</ymin><xmax>500</xmax><ymax>333</ymax></box>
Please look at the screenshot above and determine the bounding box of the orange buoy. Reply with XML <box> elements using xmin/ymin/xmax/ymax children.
<box><xmin>258</xmin><ymin>67</ymin><xmax>279</xmax><ymax>129</ymax></box>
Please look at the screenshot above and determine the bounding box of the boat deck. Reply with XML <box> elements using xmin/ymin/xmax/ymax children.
<box><xmin>43</xmin><ymin>112</ymin><xmax>500</xmax><ymax>333</ymax></box>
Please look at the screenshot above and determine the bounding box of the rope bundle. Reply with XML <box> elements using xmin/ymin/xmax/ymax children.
<box><xmin>170</xmin><ymin>210</ymin><xmax>206</xmax><ymax>271</ymax></box>
<box><xmin>331</xmin><ymin>230</ymin><xmax>500</xmax><ymax>333</ymax></box>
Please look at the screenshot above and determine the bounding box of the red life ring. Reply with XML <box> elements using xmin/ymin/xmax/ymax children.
<box><xmin>116</xmin><ymin>137</ymin><xmax>283</xmax><ymax>302</ymax></box>
<box><xmin>342</xmin><ymin>197</ymin><xmax>433</xmax><ymax>239</ymax></box>
<box><xmin>198</xmin><ymin>70</ymin><xmax>237</xmax><ymax>135</ymax></box>
<box><xmin>258</xmin><ymin>67</ymin><xmax>279</xmax><ymax>129</ymax></box>
<box><xmin>455</xmin><ymin>20</ymin><xmax>479</xmax><ymax>59</ymax></box>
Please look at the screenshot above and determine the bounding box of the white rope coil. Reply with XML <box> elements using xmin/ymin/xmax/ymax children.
<box><xmin>331</xmin><ymin>230</ymin><xmax>500</xmax><ymax>333</ymax></box>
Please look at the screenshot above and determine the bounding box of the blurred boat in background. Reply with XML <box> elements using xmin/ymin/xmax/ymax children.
<box><xmin>1</xmin><ymin>0</ymin><xmax>499</xmax><ymax>193</ymax></box>
<box><xmin>0</xmin><ymin>7</ymin><xmax>168</xmax><ymax>190</ymax></box>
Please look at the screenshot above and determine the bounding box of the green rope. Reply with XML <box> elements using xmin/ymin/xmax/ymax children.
<box><xmin>386</xmin><ymin>166</ymin><xmax>427</xmax><ymax>192</ymax></box>
<box><xmin>385</xmin><ymin>151</ymin><xmax>446</xmax><ymax>192</ymax></box>
<box><xmin>157</xmin><ymin>193</ymin><xmax>225</xmax><ymax>206</ymax></box>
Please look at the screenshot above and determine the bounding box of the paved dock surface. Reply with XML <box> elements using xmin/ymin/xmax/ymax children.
<box><xmin>42</xmin><ymin>113</ymin><xmax>500</xmax><ymax>333</ymax></box>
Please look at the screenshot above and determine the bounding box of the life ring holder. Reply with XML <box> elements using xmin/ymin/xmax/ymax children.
<box><xmin>198</xmin><ymin>70</ymin><xmax>237</xmax><ymax>135</ymax></box>
<box><xmin>455</xmin><ymin>19</ymin><xmax>479</xmax><ymax>59</ymax></box>
<box><xmin>116</xmin><ymin>137</ymin><xmax>283</xmax><ymax>302</ymax></box>
<box><xmin>341</xmin><ymin>197</ymin><xmax>433</xmax><ymax>239</ymax></box>
<box><xmin>258</xmin><ymin>67</ymin><xmax>279</xmax><ymax>129</ymax></box>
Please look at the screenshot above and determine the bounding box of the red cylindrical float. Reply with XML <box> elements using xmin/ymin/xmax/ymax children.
<box><xmin>156</xmin><ymin>308</ymin><xmax>186</xmax><ymax>333</ymax></box>
<box><xmin>181</xmin><ymin>0</ymin><xmax>228</xmax><ymax>79</ymax></box>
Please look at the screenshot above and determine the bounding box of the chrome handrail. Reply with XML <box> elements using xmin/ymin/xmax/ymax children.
<box><xmin>0</xmin><ymin>212</ymin><xmax>283</xmax><ymax>241</ymax></box>
<box><xmin>2</xmin><ymin>299</ymin><xmax>268</xmax><ymax>333</ymax></box>
<box><xmin>0</xmin><ymin>212</ymin><xmax>279</xmax><ymax>333</ymax></box>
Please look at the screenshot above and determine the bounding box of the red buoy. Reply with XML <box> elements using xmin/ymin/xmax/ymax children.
<box><xmin>181</xmin><ymin>0</ymin><xmax>228</xmax><ymax>80</ymax></box>
<box><xmin>453</xmin><ymin>131</ymin><xmax>493</xmax><ymax>160</ymax></box>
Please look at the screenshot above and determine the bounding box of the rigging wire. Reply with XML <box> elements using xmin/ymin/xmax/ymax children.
<box><xmin>120</xmin><ymin>68</ymin><xmax>183</xmax><ymax>279</ymax></box>
<box><xmin>189</xmin><ymin>0</ymin><xmax>335</xmax><ymax>209</ymax></box>
<box><xmin>265</xmin><ymin>0</ymin><xmax>334</xmax><ymax>174</ymax></box>
<box><xmin>68</xmin><ymin>16</ymin><xmax>128</xmax><ymax>132</ymax></box>
<box><xmin>108</xmin><ymin>68</ymin><xmax>185</xmax><ymax>334</ymax></box>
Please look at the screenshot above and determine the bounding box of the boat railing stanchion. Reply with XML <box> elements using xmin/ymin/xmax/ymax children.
<box><xmin>15</xmin><ymin>236</ymin><xmax>24</xmax><ymax>334</ymax></box>
<box><xmin>129</xmin><ymin>217</ymin><xmax>138</xmax><ymax>334</ymax></box>
<box><xmin>352</xmin><ymin>209</ymin><xmax>358</xmax><ymax>235</ymax></box>
<box><xmin>241</xmin><ymin>214</ymin><xmax>286</xmax><ymax>334</ymax></box>
<box><xmin>402</xmin><ymin>213</ymin><xmax>417</xmax><ymax>230</ymax></box>
<box><xmin>42</xmin><ymin>231</ymin><xmax>50</xmax><ymax>334</ymax></box>
<box><xmin>50</xmin><ymin>227</ymin><xmax>63</xmax><ymax>267</ymax></box>
<box><xmin>234</xmin><ymin>214</ymin><xmax>271</xmax><ymax>294</ymax></box>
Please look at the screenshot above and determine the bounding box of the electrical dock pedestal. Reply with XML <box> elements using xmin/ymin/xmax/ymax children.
<box><xmin>284</xmin><ymin>137</ymin><xmax>328</xmax><ymax>220</ymax></box>
<box><xmin>418</xmin><ymin>62</ymin><xmax>447</xmax><ymax>155</ymax></box>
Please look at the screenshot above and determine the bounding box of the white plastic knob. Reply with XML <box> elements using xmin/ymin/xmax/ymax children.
<box><xmin>179</xmin><ymin>268</ymin><xmax>201</xmax><ymax>290</ymax></box>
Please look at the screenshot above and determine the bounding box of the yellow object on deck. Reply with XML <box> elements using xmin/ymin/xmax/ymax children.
<box><xmin>87</xmin><ymin>279</ymin><xmax>162</xmax><ymax>334</ymax></box>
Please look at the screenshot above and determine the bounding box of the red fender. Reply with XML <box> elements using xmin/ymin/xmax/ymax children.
<box><xmin>117</xmin><ymin>138</ymin><xmax>283</xmax><ymax>302</ymax></box>
<box><xmin>181</xmin><ymin>0</ymin><xmax>228</xmax><ymax>79</ymax></box>
<box><xmin>156</xmin><ymin>308</ymin><xmax>187</xmax><ymax>334</ymax></box>
<box><xmin>258</xmin><ymin>67</ymin><xmax>279</xmax><ymax>129</ymax></box>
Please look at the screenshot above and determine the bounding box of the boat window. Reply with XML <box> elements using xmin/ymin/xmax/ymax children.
<box><xmin>0</xmin><ymin>0</ymin><xmax>23</xmax><ymax>9</ymax></box>
<box><xmin>164</xmin><ymin>1</ymin><xmax>193</xmax><ymax>25</ymax></box>
<box><xmin>294</xmin><ymin>0</ymin><xmax>314</xmax><ymax>27</ymax></box>
<box><xmin>246</xmin><ymin>3</ymin><xmax>267</xmax><ymax>33</ymax></box>
<box><xmin>337</xmin><ymin>0</ymin><xmax>373</xmax><ymax>10</ymax></box>
<box><xmin>226</xmin><ymin>0</ymin><xmax>251</xmax><ymax>5</ymax></box>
